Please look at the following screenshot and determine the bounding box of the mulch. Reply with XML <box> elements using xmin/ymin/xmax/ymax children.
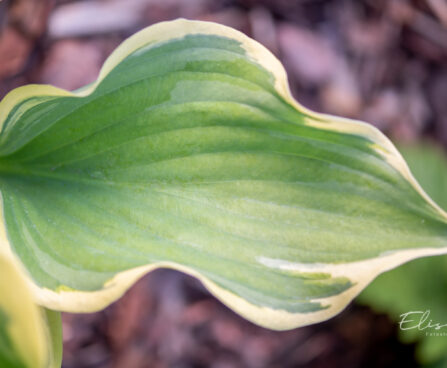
<box><xmin>1</xmin><ymin>0</ymin><xmax>445</xmax><ymax>366</ymax></box>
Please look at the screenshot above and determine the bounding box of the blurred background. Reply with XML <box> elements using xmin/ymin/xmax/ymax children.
<box><xmin>1</xmin><ymin>0</ymin><xmax>447</xmax><ymax>367</ymax></box>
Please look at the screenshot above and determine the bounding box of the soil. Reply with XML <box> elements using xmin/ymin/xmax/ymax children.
<box><xmin>1</xmin><ymin>0</ymin><xmax>446</xmax><ymax>366</ymax></box>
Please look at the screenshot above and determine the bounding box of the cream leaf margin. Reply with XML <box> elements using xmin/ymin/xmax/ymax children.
<box><xmin>0</xmin><ymin>250</ymin><xmax>58</xmax><ymax>368</ymax></box>
<box><xmin>0</xmin><ymin>19</ymin><xmax>446</xmax><ymax>330</ymax></box>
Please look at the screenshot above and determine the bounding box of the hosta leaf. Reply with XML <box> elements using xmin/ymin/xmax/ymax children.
<box><xmin>0</xmin><ymin>19</ymin><xmax>446</xmax><ymax>330</ymax></box>
<box><xmin>358</xmin><ymin>143</ymin><xmax>447</xmax><ymax>365</ymax></box>
<box><xmin>0</xmin><ymin>253</ymin><xmax>62</xmax><ymax>368</ymax></box>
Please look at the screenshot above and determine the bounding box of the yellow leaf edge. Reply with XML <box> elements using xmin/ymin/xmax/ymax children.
<box><xmin>0</xmin><ymin>19</ymin><xmax>446</xmax><ymax>330</ymax></box>
<box><xmin>0</xmin><ymin>250</ymin><xmax>61</xmax><ymax>368</ymax></box>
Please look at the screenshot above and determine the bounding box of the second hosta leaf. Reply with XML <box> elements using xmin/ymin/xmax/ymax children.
<box><xmin>0</xmin><ymin>252</ymin><xmax>61</xmax><ymax>368</ymax></box>
<box><xmin>0</xmin><ymin>19</ymin><xmax>446</xmax><ymax>329</ymax></box>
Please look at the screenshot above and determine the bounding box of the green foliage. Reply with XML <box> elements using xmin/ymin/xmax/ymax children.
<box><xmin>0</xmin><ymin>21</ymin><xmax>446</xmax><ymax>364</ymax></box>
<box><xmin>358</xmin><ymin>143</ymin><xmax>447</xmax><ymax>366</ymax></box>
<box><xmin>0</xmin><ymin>254</ymin><xmax>61</xmax><ymax>368</ymax></box>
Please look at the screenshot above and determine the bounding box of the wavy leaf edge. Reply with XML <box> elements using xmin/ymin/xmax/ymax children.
<box><xmin>0</xmin><ymin>18</ymin><xmax>446</xmax><ymax>330</ymax></box>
